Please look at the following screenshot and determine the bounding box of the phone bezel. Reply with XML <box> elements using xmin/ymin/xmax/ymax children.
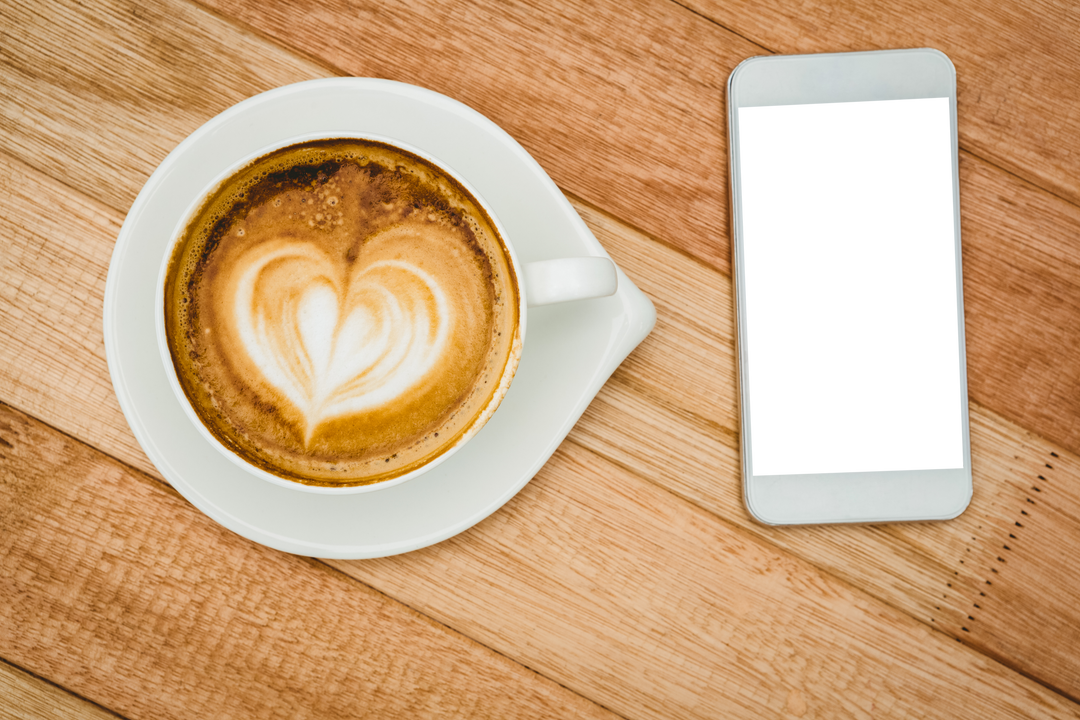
<box><xmin>727</xmin><ymin>48</ymin><xmax>972</xmax><ymax>525</ymax></box>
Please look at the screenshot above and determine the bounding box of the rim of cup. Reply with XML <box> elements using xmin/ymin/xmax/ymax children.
<box><xmin>154</xmin><ymin>132</ymin><xmax>528</xmax><ymax>494</ymax></box>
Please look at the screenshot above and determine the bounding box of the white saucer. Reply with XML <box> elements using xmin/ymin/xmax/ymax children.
<box><xmin>104</xmin><ymin>79</ymin><xmax>656</xmax><ymax>558</ymax></box>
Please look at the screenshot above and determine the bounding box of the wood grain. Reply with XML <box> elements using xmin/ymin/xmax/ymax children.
<box><xmin>0</xmin><ymin>404</ymin><xmax>616</xmax><ymax>720</ymax></box>
<box><xmin>0</xmin><ymin>660</ymin><xmax>122</xmax><ymax>720</ymax></box>
<box><xmin>684</xmin><ymin>0</ymin><xmax>1080</xmax><ymax>211</ymax></box>
<box><xmin>934</xmin><ymin>418</ymin><xmax>1080</xmax><ymax>696</ymax></box>
<box><xmin>0</xmin><ymin>0</ymin><xmax>330</xmax><ymax>215</ymax></box>
<box><xmin>956</xmin><ymin>156</ymin><xmax>1080</xmax><ymax>453</ymax></box>
<box><xmin>2</xmin><ymin>0</ymin><xmax>1080</xmax><ymax>714</ymax></box>
<box><xmin>3</xmin><ymin>146</ymin><xmax>1080</xmax><ymax>706</ymax></box>
<box><xmin>576</xmin><ymin>195</ymin><xmax>1080</xmax><ymax>700</ymax></box>
<box><xmin>577</xmin><ymin>379</ymin><xmax>1080</xmax><ymax>700</ymax></box>
<box><xmin>334</xmin><ymin>438</ymin><xmax>1080</xmax><ymax>719</ymax></box>
<box><xmin>193</xmin><ymin>0</ymin><xmax>745</xmax><ymax>272</ymax></box>
<box><xmin>0</xmin><ymin>152</ymin><xmax>144</xmax><ymax>474</ymax></box>
<box><xmin>578</xmin><ymin>140</ymin><xmax>1080</xmax><ymax>455</ymax></box>
<box><xmin>194</xmin><ymin>0</ymin><xmax>1080</xmax><ymax>455</ymax></box>
<box><xmin>4</xmin><ymin>0</ymin><xmax>1077</xmax><ymax>459</ymax></box>
<box><xmin>3</xmin><ymin>405</ymin><xmax>1079</xmax><ymax>719</ymax></box>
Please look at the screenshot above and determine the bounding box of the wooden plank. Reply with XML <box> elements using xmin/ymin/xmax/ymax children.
<box><xmin>198</xmin><ymin>0</ymin><xmax>750</xmax><ymax>272</ymax></box>
<box><xmin>4</xmin><ymin>146</ymin><xmax>1080</xmax><ymax>705</ymax></box>
<box><xmin>575</xmin><ymin>195</ymin><xmax>1080</xmax><ymax>700</ymax></box>
<box><xmin>332</xmin><ymin>439</ymin><xmax>1080</xmax><ymax>719</ymax></box>
<box><xmin>2</xmin><ymin>409</ymin><xmax>1079</xmax><ymax>720</ymax></box>
<box><xmin>0</xmin><ymin>152</ymin><xmax>148</xmax><ymax>476</ymax></box>
<box><xmin>0</xmin><ymin>404</ymin><xmax>616</xmax><ymax>720</ymax></box>
<box><xmin>577</xmin><ymin>379</ymin><xmax>1080</xmax><ymax>700</ymax></box>
<box><xmin>925</xmin><ymin>418</ymin><xmax>1080</xmax><ymax>695</ymax></box>
<box><xmin>0</xmin><ymin>0</ymin><xmax>742</xmax><ymax>271</ymax></box>
<box><xmin>955</xmin><ymin>155</ymin><xmax>1080</xmax><ymax>454</ymax></box>
<box><xmin>573</xmin><ymin>146</ymin><xmax>1080</xmax><ymax>455</ymax></box>
<box><xmin>2</xmin><ymin>0</ymin><xmax>1080</xmax><ymax>459</ymax></box>
<box><xmin>0</xmin><ymin>0</ymin><xmax>331</xmax><ymax>216</ymax></box>
<box><xmin>197</xmin><ymin>0</ymin><xmax>1080</xmax><ymax>456</ymax></box>
<box><xmin>0</xmin><ymin>659</ymin><xmax>123</xmax><ymax>720</ymax></box>
<box><xmin>2</xmin><ymin>0</ymin><xmax>1079</xmax><ymax>703</ymax></box>
<box><xmin>683</xmin><ymin>0</ymin><xmax>1080</xmax><ymax>211</ymax></box>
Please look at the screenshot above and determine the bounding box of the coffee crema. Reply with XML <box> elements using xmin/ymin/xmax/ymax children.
<box><xmin>164</xmin><ymin>139</ymin><xmax>520</xmax><ymax>486</ymax></box>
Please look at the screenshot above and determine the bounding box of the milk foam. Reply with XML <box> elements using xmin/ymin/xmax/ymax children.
<box><xmin>233</xmin><ymin>241</ymin><xmax>452</xmax><ymax>443</ymax></box>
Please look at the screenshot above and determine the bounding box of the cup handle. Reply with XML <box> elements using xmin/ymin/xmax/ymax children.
<box><xmin>523</xmin><ymin>257</ymin><xmax>619</xmax><ymax>307</ymax></box>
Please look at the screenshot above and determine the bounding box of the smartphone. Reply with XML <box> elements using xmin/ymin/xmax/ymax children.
<box><xmin>727</xmin><ymin>49</ymin><xmax>972</xmax><ymax>524</ymax></box>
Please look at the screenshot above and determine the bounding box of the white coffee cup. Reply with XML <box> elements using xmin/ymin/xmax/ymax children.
<box><xmin>156</xmin><ymin>132</ymin><xmax>617</xmax><ymax>494</ymax></box>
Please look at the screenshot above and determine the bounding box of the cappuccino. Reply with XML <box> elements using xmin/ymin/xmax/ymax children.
<box><xmin>164</xmin><ymin>139</ymin><xmax>520</xmax><ymax>486</ymax></box>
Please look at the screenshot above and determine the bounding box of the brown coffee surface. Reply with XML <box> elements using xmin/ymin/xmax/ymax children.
<box><xmin>164</xmin><ymin>139</ymin><xmax>520</xmax><ymax>486</ymax></box>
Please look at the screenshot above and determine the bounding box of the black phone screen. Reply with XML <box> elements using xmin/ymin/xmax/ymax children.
<box><xmin>737</xmin><ymin>97</ymin><xmax>964</xmax><ymax>477</ymax></box>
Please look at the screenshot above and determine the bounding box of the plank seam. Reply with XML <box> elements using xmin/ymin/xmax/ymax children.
<box><xmin>180</xmin><ymin>0</ymin><xmax>1080</xmax><ymax>228</ymax></box>
<box><xmin>0</xmin><ymin>655</ymin><xmax>130</xmax><ymax>720</ymax></box>
<box><xmin>562</xmin><ymin>431</ymin><xmax>1080</xmax><ymax>709</ymax></box>
<box><xmin>185</xmin><ymin>0</ymin><xmax>344</xmax><ymax>78</ymax></box>
<box><xmin>959</xmin><ymin>148</ymin><xmax>1080</xmax><ymax>215</ymax></box>
<box><xmin>5</xmin><ymin>136</ymin><xmax>1080</xmax><ymax>706</ymax></box>
<box><xmin>8</xmin><ymin>360</ymin><xmax>1074</xmax><ymax>712</ymax></box>
<box><xmin>667</xmin><ymin>0</ymin><xmax>773</xmax><ymax>56</ymax></box>
<box><xmin>0</xmin><ymin>400</ymin><xmax>631</xmax><ymax>720</ymax></box>
<box><xmin>1</xmin><ymin>316</ymin><xmax>1077</xmax><ymax>714</ymax></box>
<box><xmin>325</xmin><ymin>558</ymin><xmax>635</xmax><ymax>720</ymax></box>
<box><xmin>666</xmin><ymin>0</ymin><xmax>1080</xmax><ymax>220</ymax></box>
<box><xmin>564</xmin><ymin>190</ymin><xmax>737</xmax><ymax>279</ymax></box>
<box><xmin>954</xmin><ymin>451</ymin><xmax>1080</xmax><ymax>705</ymax></box>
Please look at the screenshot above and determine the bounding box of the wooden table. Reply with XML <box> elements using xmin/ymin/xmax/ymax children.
<box><xmin>2</xmin><ymin>0</ymin><xmax>1079</xmax><ymax>717</ymax></box>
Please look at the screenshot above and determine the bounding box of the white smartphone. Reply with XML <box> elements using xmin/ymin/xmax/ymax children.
<box><xmin>727</xmin><ymin>49</ymin><xmax>972</xmax><ymax>524</ymax></box>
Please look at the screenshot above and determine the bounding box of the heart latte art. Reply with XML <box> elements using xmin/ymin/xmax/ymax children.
<box><xmin>164</xmin><ymin>139</ymin><xmax>520</xmax><ymax>486</ymax></box>
<box><xmin>234</xmin><ymin>239</ymin><xmax>452</xmax><ymax>443</ymax></box>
